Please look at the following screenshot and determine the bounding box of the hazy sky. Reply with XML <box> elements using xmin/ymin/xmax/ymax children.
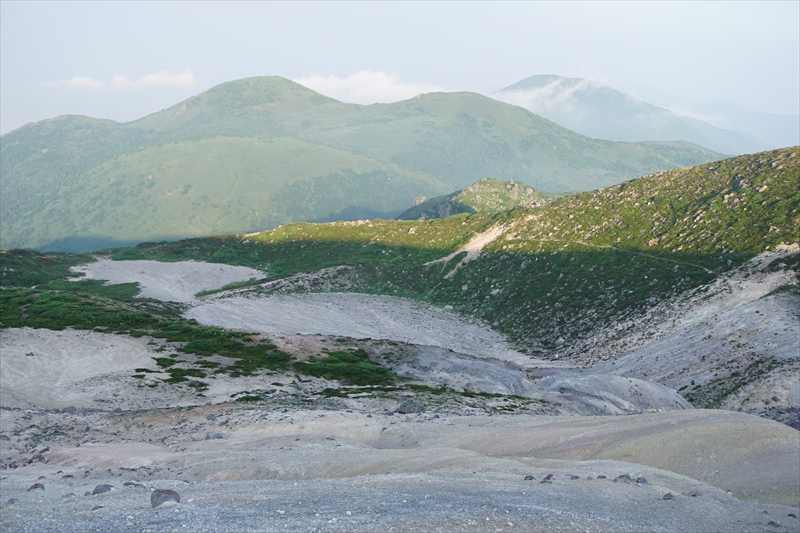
<box><xmin>1</xmin><ymin>1</ymin><xmax>798</xmax><ymax>134</ymax></box>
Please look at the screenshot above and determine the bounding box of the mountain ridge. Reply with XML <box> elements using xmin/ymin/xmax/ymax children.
<box><xmin>493</xmin><ymin>74</ymin><xmax>769</xmax><ymax>154</ymax></box>
<box><xmin>1</xmin><ymin>76</ymin><xmax>724</xmax><ymax>252</ymax></box>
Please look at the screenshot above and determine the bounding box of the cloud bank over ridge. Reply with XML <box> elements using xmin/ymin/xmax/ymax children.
<box><xmin>45</xmin><ymin>69</ymin><xmax>195</xmax><ymax>90</ymax></box>
<box><xmin>293</xmin><ymin>70</ymin><xmax>446</xmax><ymax>104</ymax></box>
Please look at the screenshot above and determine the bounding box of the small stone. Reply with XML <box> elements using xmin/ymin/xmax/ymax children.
<box><xmin>27</xmin><ymin>483</ymin><xmax>44</xmax><ymax>491</ymax></box>
<box><xmin>524</xmin><ymin>475</ymin><xmax>535</xmax><ymax>481</ymax></box>
<box><xmin>62</xmin><ymin>493</ymin><xmax>76</xmax><ymax>499</ymax></box>
<box><xmin>569</xmin><ymin>475</ymin><xmax>579</xmax><ymax>480</ymax></box>
<box><xmin>663</xmin><ymin>492</ymin><xmax>676</xmax><ymax>500</ymax></box>
<box><xmin>62</xmin><ymin>474</ymin><xmax>74</xmax><ymax>479</ymax></box>
<box><xmin>84</xmin><ymin>491</ymin><xmax>92</xmax><ymax>496</ymax></box>
<box><xmin>613</xmin><ymin>475</ymin><xmax>632</xmax><ymax>483</ymax></box>
<box><xmin>788</xmin><ymin>513</ymin><xmax>797</xmax><ymax>518</ymax></box>
<box><xmin>597</xmin><ymin>475</ymin><xmax>607</xmax><ymax>480</ymax></box>
<box><xmin>123</xmin><ymin>481</ymin><xmax>138</xmax><ymax>488</ymax></box>
<box><xmin>205</xmin><ymin>432</ymin><xmax>224</xmax><ymax>440</ymax></box>
<box><xmin>540</xmin><ymin>473</ymin><xmax>554</xmax><ymax>484</ymax></box>
<box><xmin>768</xmin><ymin>521</ymin><xmax>780</xmax><ymax>527</ymax></box>
<box><xmin>91</xmin><ymin>505</ymin><xmax>104</xmax><ymax>511</ymax></box>
<box><xmin>637</xmin><ymin>477</ymin><xmax>648</xmax><ymax>485</ymax></box>
<box><xmin>61</xmin><ymin>406</ymin><xmax>77</xmax><ymax>414</ymax></box>
<box><xmin>5</xmin><ymin>498</ymin><xmax>18</xmax><ymax>506</ymax></box>
<box><xmin>92</xmin><ymin>484</ymin><xmax>115</xmax><ymax>495</ymax></box>
<box><xmin>151</xmin><ymin>489</ymin><xmax>180</xmax><ymax>508</ymax></box>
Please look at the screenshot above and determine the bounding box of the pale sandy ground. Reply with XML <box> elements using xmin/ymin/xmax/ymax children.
<box><xmin>70</xmin><ymin>259</ymin><xmax>264</xmax><ymax>302</ymax></box>
<box><xmin>0</xmin><ymin>327</ymin><xmax>689</xmax><ymax>416</ymax></box>
<box><xmin>187</xmin><ymin>293</ymin><xmax>536</xmax><ymax>367</ymax></box>
<box><xmin>1</xmin><ymin>407</ymin><xmax>798</xmax><ymax>532</ymax></box>
<box><xmin>2</xmin><ymin>257</ymin><xmax>798</xmax><ymax>531</ymax></box>
<box><xmin>75</xmin><ymin>259</ymin><xmax>540</xmax><ymax>366</ymax></box>
<box><xmin>588</xmin><ymin>246</ymin><xmax>800</xmax><ymax>414</ymax></box>
<box><xmin>0</xmin><ymin>328</ymin><xmax>167</xmax><ymax>410</ymax></box>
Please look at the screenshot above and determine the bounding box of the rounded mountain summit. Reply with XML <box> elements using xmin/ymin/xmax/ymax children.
<box><xmin>0</xmin><ymin>76</ymin><xmax>723</xmax><ymax>252</ymax></box>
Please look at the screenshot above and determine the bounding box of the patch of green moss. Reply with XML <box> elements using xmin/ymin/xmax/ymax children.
<box><xmin>293</xmin><ymin>348</ymin><xmax>399</xmax><ymax>386</ymax></box>
<box><xmin>684</xmin><ymin>357</ymin><xmax>789</xmax><ymax>408</ymax></box>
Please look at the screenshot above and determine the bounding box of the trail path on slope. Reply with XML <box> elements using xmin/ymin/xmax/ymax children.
<box><xmin>426</xmin><ymin>224</ymin><xmax>506</xmax><ymax>277</ymax></box>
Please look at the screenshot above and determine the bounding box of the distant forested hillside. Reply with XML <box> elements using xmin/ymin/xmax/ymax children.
<box><xmin>1</xmin><ymin>76</ymin><xmax>724</xmax><ymax>252</ymax></box>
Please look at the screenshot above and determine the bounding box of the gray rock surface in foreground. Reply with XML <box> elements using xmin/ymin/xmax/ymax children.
<box><xmin>1</xmin><ymin>474</ymin><xmax>798</xmax><ymax>532</ymax></box>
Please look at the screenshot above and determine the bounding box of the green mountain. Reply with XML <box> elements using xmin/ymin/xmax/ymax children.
<box><xmin>1</xmin><ymin>76</ymin><xmax>725</xmax><ymax>252</ymax></box>
<box><xmin>398</xmin><ymin>178</ymin><xmax>548</xmax><ymax>220</ymax></box>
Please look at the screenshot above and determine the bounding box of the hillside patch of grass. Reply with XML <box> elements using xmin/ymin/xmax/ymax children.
<box><xmin>293</xmin><ymin>349</ymin><xmax>400</xmax><ymax>386</ymax></box>
<box><xmin>684</xmin><ymin>358</ymin><xmax>791</xmax><ymax>409</ymax></box>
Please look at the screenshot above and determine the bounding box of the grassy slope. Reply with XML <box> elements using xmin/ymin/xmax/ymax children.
<box><xmin>16</xmin><ymin>136</ymin><xmax>448</xmax><ymax>248</ymax></box>
<box><xmin>398</xmin><ymin>178</ymin><xmax>548</xmax><ymax>220</ymax></box>
<box><xmin>1</xmin><ymin>148</ymin><xmax>796</xmax><ymax>398</ymax></box>
<box><xmin>305</xmin><ymin>91</ymin><xmax>723</xmax><ymax>192</ymax></box>
<box><xmin>1</xmin><ymin>77</ymin><xmax>724</xmax><ymax>251</ymax></box>
<box><xmin>106</xmin><ymin>148</ymin><xmax>799</xmax><ymax>356</ymax></box>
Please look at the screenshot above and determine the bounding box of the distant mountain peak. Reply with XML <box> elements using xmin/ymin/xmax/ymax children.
<box><xmin>201</xmin><ymin>76</ymin><xmax>338</xmax><ymax>106</ymax></box>
<box><xmin>493</xmin><ymin>74</ymin><xmax>768</xmax><ymax>155</ymax></box>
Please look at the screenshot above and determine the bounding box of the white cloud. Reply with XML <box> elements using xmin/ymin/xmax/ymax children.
<box><xmin>493</xmin><ymin>78</ymin><xmax>599</xmax><ymax>115</ymax></box>
<box><xmin>110</xmin><ymin>74</ymin><xmax>132</xmax><ymax>88</ymax></box>
<box><xmin>112</xmin><ymin>68</ymin><xmax>195</xmax><ymax>89</ymax></box>
<box><xmin>43</xmin><ymin>76</ymin><xmax>106</xmax><ymax>89</ymax></box>
<box><xmin>661</xmin><ymin>107</ymin><xmax>730</xmax><ymax>128</ymax></box>
<box><xmin>293</xmin><ymin>71</ymin><xmax>444</xmax><ymax>104</ymax></box>
<box><xmin>45</xmin><ymin>69</ymin><xmax>195</xmax><ymax>90</ymax></box>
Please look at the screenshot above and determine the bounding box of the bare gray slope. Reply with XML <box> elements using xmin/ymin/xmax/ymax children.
<box><xmin>0</xmin><ymin>326</ymin><xmax>690</xmax><ymax>416</ymax></box>
<box><xmin>2</xmin><ymin>471</ymin><xmax>797</xmax><ymax>533</ymax></box>
<box><xmin>187</xmin><ymin>292</ymin><xmax>534</xmax><ymax>366</ymax></box>
<box><xmin>1</xmin><ymin>407</ymin><xmax>798</xmax><ymax>532</ymax></box>
<box><xmin>71</xmin><ymin>259</ymin><xmax>264</xmax><ymax>302</ymax></box>
<box><xmin>3</xmin><ymin>256</ymin><xmax>797</xmax><ymax>531</ymax></box>
<box><xmin>587</xmin><ymin>246</ymin><xmax>800</xmax><ymax>416</ymax></box>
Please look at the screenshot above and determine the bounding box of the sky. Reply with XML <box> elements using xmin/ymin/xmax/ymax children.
<box><xmin>1</xmin><ymin>1</ymin><xmax>798</xmax><ymax>135</ymax></box>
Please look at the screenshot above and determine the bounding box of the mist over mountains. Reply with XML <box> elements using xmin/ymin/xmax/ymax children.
<box><xmin>0</xmin><ymin>76</ymin><xmax>723</xmax><ymax>252</ymax></box>
<box><xmin>629</xmin><ymin>86</ymin><xmax>800</xmax><ymax>150</ymax></box>
<box><xmin>492</xmin><ymin>75</ymin><xmax>797</xmax><ymax>155</ymax></box>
